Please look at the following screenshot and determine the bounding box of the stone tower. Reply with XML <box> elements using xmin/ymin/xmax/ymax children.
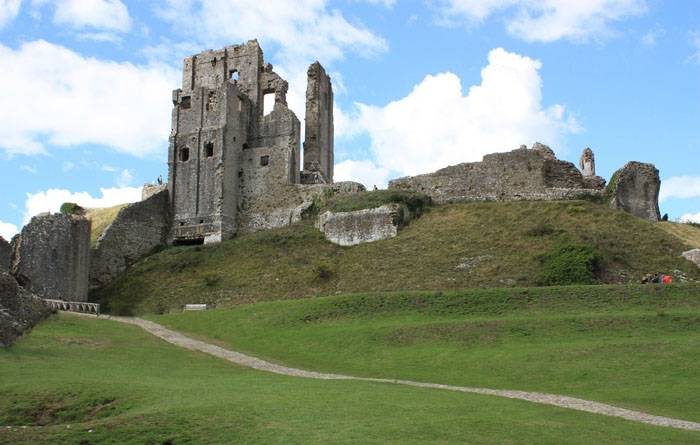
<box><xmin>303</xmin><ymin>62</ymin><xmax>334</xmax><ymax>184</ymax></box>
<box><xmin>579</xmin><ymin>147</ymin><xmax>596</xmax><ymax>177</ymax></box>
<box><xmin>168</xmin><ymin>40</ymin><xmax>333</xmax><ymax>245</ymax></box>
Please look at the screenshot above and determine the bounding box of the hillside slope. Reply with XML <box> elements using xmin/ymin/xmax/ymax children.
<box><xmin>93</xmin><ymin>200</ymin><xmax>700</xmax><ymax>315</ymax></box>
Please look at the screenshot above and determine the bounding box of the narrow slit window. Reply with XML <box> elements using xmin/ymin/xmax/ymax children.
<box><xmin>179</xmin><ymin>147</ymin><xmax>190</xmax><ymax>162</ymax></box>
<box><xmin>204</xmin><ymin>142</ymin><xmax>214</xmax><ymax>157</ymax></box>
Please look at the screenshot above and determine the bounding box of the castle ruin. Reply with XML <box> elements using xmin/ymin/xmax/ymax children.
<box><xmin>168</xmin><ymin>40</ymin><xmax>336</xmax><ymax>245</ymax></box>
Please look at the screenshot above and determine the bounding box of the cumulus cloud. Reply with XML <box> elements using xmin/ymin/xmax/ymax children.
<box><xmin>437</xmin><ymin>0</ymin><xmax>647</xmax><ymax>42</ymax></box>
<box><xmin>335</xmin><ymin>159</ymin><xmax>391</xmax><ymax>189</ymax></box>
<box><xmin>660</xmin><ymin>176</ymin><xmax>700</xmax><ymax>202</ymax></box>
<box><xmin>0</xmin><ymin>0</ymin><xmax>21</xmax><ymax>28</ymax></box>
<box><xmin>23</xmin><ymin>187</ymin><xmax>141</xmax><ymax>223</ymax></box>
<box><xmin>0</xmin><ymin>40</ymin><xmax>178</xmax><ymax>157</ymax></box>
<box><xmin>156</xmin><ymin>0</ymin><xmax>386</xmax><ymax>63</ymax></box>
<box><xmin>115</xmin><ymin>169</ymin><xmax>133</xmax><ymax>187</ymax></box>
<box><xmin>347</xmin><ymin>48</ymin><xmax>579</xmax><ymax>179</ymax></box>
<box><xmin>680</xmin><ymin>212</ymin><xmax>700</xmax><ymax>224</ymax></box>
<box><xmin>53</xmin><ymin>0</ymin><xmax>131</xmax><ymax>32</ymax></box>
<box><xmin>0</xmin><ymin>220</ymin><xmax>19</xmax><ymax>240</ymax></box>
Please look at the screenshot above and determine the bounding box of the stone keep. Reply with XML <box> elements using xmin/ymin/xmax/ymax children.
<box><xmin>168</xmin><ymin>40</ymin><xmax>334</xmax><ymax>244</ymax></box>
<box><xmin>607</xmin><ymin>161</ymin><xmax>661</xmax><ymax>221</ymax></box>
<box><xmin>11</xmin><ymin>213</ymin><xmax>90</xmax><ymax>301</ymax></box>
<box><xmin>303</xmin><ymin>62</ymin><xmax>334</xmax><ymax>184</ymax></box>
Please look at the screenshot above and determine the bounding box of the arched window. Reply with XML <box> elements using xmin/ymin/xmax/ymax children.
<box><xmin>229</xmin><ymin>70</ymin><xmax>239</xmax><ymax>81</ymax></box>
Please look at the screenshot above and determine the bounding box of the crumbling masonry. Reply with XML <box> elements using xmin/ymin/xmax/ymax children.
<box><xmin>168</xmin><ymin>40</ymin><xmax>336</xmax><ymax>244</ymax></box>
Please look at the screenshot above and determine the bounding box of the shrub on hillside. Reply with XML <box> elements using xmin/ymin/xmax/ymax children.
<box><xmin>60</xmin><ymin>202</ymin><xmax>85</xmax><ymax>216</ymax></box>
<box><xmin>325</xmin><ymin>190</ymin><xmax>431</xmax><ymax>214</ymax></box>
<box><xmin>538</xmin><ymin>244</ymin><xmax>600</xmax><ymax>286</ymax></box>
<box><xmin>312</xmin><ymin>261</ymin><xmax>334</xmax><ymax>281</ymax></box>
<box><xmin>525</xmin><ymin>222</ymin><xmax>555</xmax><ymax>237</ymax></box>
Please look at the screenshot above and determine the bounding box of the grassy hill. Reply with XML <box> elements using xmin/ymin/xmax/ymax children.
<box><xmin>658</xmin><ymin>221</ymin><xmax>700</xmax><ymax>249</ymax></box>
<box><xmin>85</xmin><ymin>204</ymin><xmax>128</xmax><ymax>247</ymax></box>
<box><xmin>92</xmin><ymin>200</ymin><xmax>700</xmax><ymax>315</ymax></box>
<box><xmin>150</xmin><ymin>284</ymin><xmax>700</xmax><ymax>423</ymax></box>
<box><xmin>1</xmin><ymin>312</ymin><xmax>699</xmax><ymax>444</ymax></box>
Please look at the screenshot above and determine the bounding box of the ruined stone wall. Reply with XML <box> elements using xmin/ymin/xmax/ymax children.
<box><xmin>90</xmin><ymin>190</ymin><xmax>171</xmax><ymax>289</ymax></box>
<box><xmin>11</xmin><ymin>213</ymin><xmax>90</xmax><ymax>302</ymax></box>
<box><xmin>318</xmin><ymin>204</ymin><xmax>408</xmax><ymax>246</ymax></box>
<box><xmin>303</xmin><ymin>62</ymin><xmax>334</xmax><ymax>183</ymax></box>
<box><xmin>238</xmin><ymin>181</ymin><xmax>365</xmax><ymax>234</ymax></box>
<box><xmin>607</xmin><ymin>161</ymin><xmax>661</xmax><ymax>221</ymax></box>
<box><xmin>389</xmin><ymin>145</ymin><xmax>602</xmax><ymax>204</ymax></box>
<box><xmin>0</xmin><ymin>236</ymin><xmax>10</xmax><ymax>271</ymax></box>
<box><xmin>0</xmin><ymin>271</ymin><xmax>53</xmax><ymax>347</ymax></box>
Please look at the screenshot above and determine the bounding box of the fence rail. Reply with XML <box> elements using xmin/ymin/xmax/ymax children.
<box><xmin>43</xmin><ymin>299</ymin><xmax>100</xmax><ymax>315</ymax></box>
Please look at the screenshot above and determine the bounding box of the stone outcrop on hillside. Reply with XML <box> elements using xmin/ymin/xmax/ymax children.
<box><xmin>11</xmin><ymin>213</ymin><xmax>91</xmax><ymax>301</ymax></box>
<box><xmin>0</xmin><ymin>236</ymin><xmax>10</xmax><ymax>271</ymax></box>
<box><xmin>388</xmin><ymin>143</ymin><xmax>604</xmax><ymax>204</ymax></box>
<box><xmin>0</xmin><ymin>271</ymin><xmax>53</xmax><ymax>347</ymax></box>
<box><xmin>682</xmin><ymin>249</ymin><xmax>700</xmax><ymax>268</ymax></box>
<box><xmin>318</xmin><ymin>204</ymin><xmax>411</xmax><ymax>246</ymax></box>
<box><xmin>607</xmin><ymin>162</ymin><xmax>661</xmax><ymax>221</ymax></box>
<box><xmin>90</xmin><ymin>189</ymin><xmax>171</xmax><ymax>289</ymax></box>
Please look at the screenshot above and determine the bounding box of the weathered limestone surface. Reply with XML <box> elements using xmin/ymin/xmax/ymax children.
<box><xmin>0</xmin><ymin>236</ymin><xmax>10</xmax><ymax>271</ymax></box>
<box><xmin>239</xmin><ymin>181</ymin><xmax>366</xmax><ymax>233</ymax></box>
<box><xmin>303</xmin><ymin>61</ymin><xmax>334</xmax><ymax>183</ymax></box>
<box><xmin>142</xmin><ymin>183</ymin><xmax>167</xmax><ymax>201</ymax></box>
<box><xmin>90</xmin><ymin>190</ymin><xmax>171</xmax><ymax>288</ymax></box>
<box><xmin>11</xmin><ymin>213</ymin><xmax>90</xmax><ymax>301</ymax></box>
<box><xmin>389</xmin><ymin>144</ymin><xmax>604</xmax><ymax>204</ymax></box>
<box><xmin>318</xmin><ymin>204</ymin><xmax>409</xmax><ymax>246</ymax></box>
<box><xmin>608</xmin><ymin>162</ymin><xmax>661</xmax><ymax>221</ymax></box>
<box><xmin>682</xmin><ymin>249</ymin><xmax>700</xmax><ymax>268</ymax></box>
<box><xmin>0</xmin><ymin>271</ymin><xmax>53</xmax><ymax>347</ymax></box>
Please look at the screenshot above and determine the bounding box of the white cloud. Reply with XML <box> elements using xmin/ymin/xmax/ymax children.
<box><xmin>115</xmin><ymin>169</ymin><xmax>133</xmax><ymax>187</ymax></box>
<box><xmin>23</xmin><ymin>187</ymin><xmax>141</xmax><ymax>223</ymax></box>
<box><xmin>335</xmin><ymin>159</ymin><xmax>391</xmax><ymax>189</ymax></box>
<box><xmin>680</xmin><ymin>212</ymin><xmax>700</xmax><ymax>224</ymax></box>
<box><xmin>157</xmin><ymin>0</ymin><xmax>386</xmax><ymax>63</ymax></box>
<box><xmin>20</xmin><ymin>164</ymin><xmax>38</xmax><ymax>174</ymax></box>
<box><xmin>349</xmin><ymin>48</ymin><xmax>579</xmax><ymax>178</ymax></box>
<box><xmin>660</xmin><ymin>176</ymin><xmax>700</xmax><ymax>202</ymax></box>
<box><xmin>0</xmin><ymin>40</ymin><xmax>179</xmax><ymax>157</ymax></box>
<box><xmin>437</xmin><ymin>0</ymin><xmax>646</xmax><ymax>42</ymax></box>
<box><xmin>641</xmin><ymin>26</ymin><xmax>664</xmax><ymax>47</ymax></box>
<box><xmin>691</xmin><ymin>31</ymin><xmax>700</xmax><ymax>64</ymax></box>
<box><xmin>0</xmin><ymin>0</ymin><xmax>21</xmax><ymax>28</ymax></box>
<box><xmin>0</xmin><ymin>220</ymin><xmax>19</xmax><ymax>240</ymax></box>
<box><xmin>54</xmin><ymin>0</ymin><xmax>131</xmax><ymax>32</ymax></box>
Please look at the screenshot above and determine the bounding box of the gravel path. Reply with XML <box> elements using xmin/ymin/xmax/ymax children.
<box><xmin>77</xmin><ymin>313</ymin><xmax>700</xmax><ymax>432</ymax></box>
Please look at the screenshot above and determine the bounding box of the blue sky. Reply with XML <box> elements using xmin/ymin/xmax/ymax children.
<box><xmin>0</xmin><ymin>0</ymin><xmax>699</xmax><ymax>239</ymax></box>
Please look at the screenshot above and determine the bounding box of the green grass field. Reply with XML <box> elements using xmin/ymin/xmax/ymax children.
<box><xmin>93</xmin><ymin>200</ymin><xmax>700</xmax><ymax>315</ymax></box>
<box><xmin>149</xmin><ymin>284</ymin><xmax>700</xmax><ymax>424</ymax></box>
<box><xmin>1</xmin><ymin>314</ymin><xmax>699</xmax><ymax>444</ymax></box>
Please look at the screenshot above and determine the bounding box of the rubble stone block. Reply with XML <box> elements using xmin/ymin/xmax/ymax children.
<box><xmin>318</xmin><ymin>204</ymin><xmax>410</xmax><ymax>246</ymax></box>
